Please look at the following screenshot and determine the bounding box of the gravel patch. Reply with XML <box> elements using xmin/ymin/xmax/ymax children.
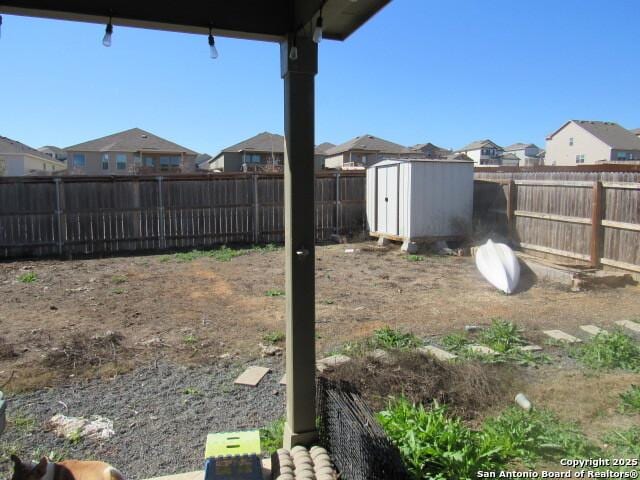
<box><xmin>1</xmin><ymin>358</ymin><xmax>285</xmax><ymax>479</ymax></box>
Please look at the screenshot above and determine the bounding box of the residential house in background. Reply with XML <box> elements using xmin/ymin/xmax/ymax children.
<box><xmin>195</xmin><ymin>153</ymin><xmax>213</xmax><ymax>170</ymax></box>
<box><xmin>632</xmin><ymin>128</ymin><xmax>640</xmax><ymax>138</ymax></box>
<box><xmin>205</xmin><ymin>132</ymin><xmax>285</xmax><ymax>172</ymax></box>
<box><xmin>314</xmin><ymin>142</ymin><xmax>335</xmax><ymax>171</ymax></box>
<box><xmin>498</xmin><ymin>153</ymin><xmax>521</xmax><ymax>167</ymax></box>
<box><xmin>503</xmin><ymin>143</ymin><xmax>543</xmax><ymax>167</ymax></box>
<box><xmin>408</xmin><ymin>142</ymin><xmax>451</xmax><ymax>158</ymax></box>
<box><xmin>0</xmin><ymin>136</ymin><xmax>66</xmax><ymax>176</ymax></box>
<box><xmin>545</xmin><ymin>120</ymin><xmax>640</xmax><ymax>165</ymax></box>
<box><xmin>323</xmin><ymin>134</ymin><xmax>411</xmax><ymax>169</ymax></box>
<box><xmin>65</xmin><ymin>128</ymin><xmax>198</xmax><ymax>175</ymax></box>
<box><xmin>38</xmin><ymin>145</ymin><xmax>68</xmax><ymax>163</ymax></box>
<box><xmin>456</xmin><ymin>139</ymin><xmax>504</xmax><ymax>166</ymax></box>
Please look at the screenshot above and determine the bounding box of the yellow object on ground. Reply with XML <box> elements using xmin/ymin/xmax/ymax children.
<box><xmin>204</xmin><ymin>430</ymin><xmax>261</xmax><ymax>458</ymax></box>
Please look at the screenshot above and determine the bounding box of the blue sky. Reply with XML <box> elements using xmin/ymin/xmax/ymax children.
<box><xmin>1</xmin><ymin>0</ymin><xmax>639</xmax><ymax>155</ymax></box>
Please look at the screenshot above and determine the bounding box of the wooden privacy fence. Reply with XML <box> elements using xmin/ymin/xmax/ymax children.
<box><xmin>474</xmin><ymin>177</ymin><xmax>640</xmax><ymax>273</ymax></box>
<box><xmin>0</xmin><ymin>172</ymin><xmax>367</xmax><ymax>259</ymax></box>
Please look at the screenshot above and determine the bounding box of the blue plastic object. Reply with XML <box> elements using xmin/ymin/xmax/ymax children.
<box><xmin>204</xmin><ymin>455</ymin><xmax>262</xmax><ymax>480</ymax></box>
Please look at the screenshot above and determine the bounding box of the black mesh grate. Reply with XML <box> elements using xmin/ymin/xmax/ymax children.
<box><xmin>316</xmin><ymin>377</ymin><xmax>411</xmax><ymax>480</ymax></box>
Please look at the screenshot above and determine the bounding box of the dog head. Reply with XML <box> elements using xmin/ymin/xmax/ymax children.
<box><xmin>10</xmin><ymin>455</ymin><xmax>48</xmax><ymax>480</ymax></box>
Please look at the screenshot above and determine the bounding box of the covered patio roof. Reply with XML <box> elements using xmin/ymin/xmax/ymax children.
<box><xmin>0</xmin><ymin>0</ymin><xmax>389</xmax><ymax>41</ymax></box>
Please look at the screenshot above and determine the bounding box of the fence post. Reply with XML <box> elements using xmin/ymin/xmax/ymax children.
<box><xmin>253</xmin><ymin>174</ymin><xmax>260</xmax><ymax>244</ymax></box>
<box><xmin>54</xmin><ymin>178</ymin><xmax>64</xmax><ymax>257</ymax></box>
<box><xmin>334</xmin><ymin>172</ymin><xmax>341</xmax><ymax>234</ymax></box>
<box><xmin>506</xmin><ymin>179</ymin><xmax>517</xmax><ymax>243</ymax></box>
<box><xmin>157</xmin><ymin>176</ymin><xmax>166</xmax><ymax>249</ymax></box>
<box><xmin>590</xmin><ymin>180</ymin><xmax>603</xmax><ymax>267</ymax></box>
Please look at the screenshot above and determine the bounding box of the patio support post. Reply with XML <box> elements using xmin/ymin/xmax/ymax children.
<box><xmin>280</xmin><ymin>34</ymin><xmax>318</xmax><ymax>449</ymax></box>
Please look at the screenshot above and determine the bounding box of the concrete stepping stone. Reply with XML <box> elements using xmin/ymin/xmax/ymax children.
<box><xmin>616</xmin><ymin>320</ymin><xmax>640</xmax><ymax>333</ymax></box>
<box><xmin>316</xmin><ymin>354</ymin><xmax>351</xmax><ymax>372</ymax></box>
<box><xmin>543</xmin><ymin>330</ymin><xmax>582</xmax><ymax>343</ymax></box>
<box><xmin>418</xmin><ymin>345</ymin><xmax>457</xmax><ymax>361</ymax></box>
<box><xmin>518</xmin><ymin>344</ymin><xmax>543</xmax><ymax>352</ymax></box>
<box><xmin>468</xmin><ymin>344</ymin><xmax>499</xmax><ymax>355</ymax></box>
<box><xmin>580</xmin><ymin>325</ymin><xmax>608</xmax><ymax>336</ymax></box>
<box><xmin>234</xmin><ymin>366</ymin><xmax>270</xmax><ymax>386</ymax></box>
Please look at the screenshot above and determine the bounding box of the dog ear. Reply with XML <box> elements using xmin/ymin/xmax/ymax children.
<box><xmin>33</xmin><ymin>458</ymin><xmax>48</xmax><ymax>478</ymax></box>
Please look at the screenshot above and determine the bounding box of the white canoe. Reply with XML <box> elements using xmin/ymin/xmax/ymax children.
<box><xmin>475</xmin><ymin>239</ymin><xmax>520</xmax><ymax>294</ymax></box>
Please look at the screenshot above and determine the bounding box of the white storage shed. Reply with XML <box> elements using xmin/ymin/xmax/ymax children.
<box><xmin>366</xmin><ymin>158</ymin><xmax>474</xmax><ymax>246</ymax></box>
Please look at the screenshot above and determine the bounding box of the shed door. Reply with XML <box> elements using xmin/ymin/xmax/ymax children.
<box><xmin>376</xmin><ymin>165</ymin><xmax>398</xmax><ymax>234</ymax></box>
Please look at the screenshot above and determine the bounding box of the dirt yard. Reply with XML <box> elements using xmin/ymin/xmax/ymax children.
<box><xmin>0</xmin><ymin>241</ymin><xmax>638</xmax><ymax>391</ymax></box>
<box><xmin>1</xmin><ymin>241</ymin><xmax>639</xmax><ymax>478</ymax></box>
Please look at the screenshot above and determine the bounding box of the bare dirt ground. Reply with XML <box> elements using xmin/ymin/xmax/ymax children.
<box><xmin>1</xmin><ymin>241</ymin><xmax>639</xmax><ymax>478</ymax></box>
<box><xmin>0</xmin><ymin>241</ymin><xmax>638</xmax><ymax>392</ymax></box>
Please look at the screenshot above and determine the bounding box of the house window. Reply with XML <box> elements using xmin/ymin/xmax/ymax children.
<box><xmin>73</xmin><ymin>153</ymin><xmax>85</xmax><ymax>168</ymax></box>
<box><xmin>575</xmin><ymin>154</ymin><xmax>585</xmax><ymax>164</ymax></box>
<box><xmin>116</xmin><ymin>154</ymin><xmax>127</xmax><ymax>170</ymax></box>
<box><xmin>245</xmin><ymin>154</ymin><xmax>261</xmax><ymax>164</ymax></box>
<box><xmin>160</xmin><ymin>156</ymin><xmax>181</xmax><ymax>171</ymax></box>
<box><xmin>102</xmin><ymin>153</ymin><xmax>109</xmax><ymax>170</ymax></box>
<box><xmin>616</xmin><ymin>151</ymin><xmax>628</xmax><ymax>161</ymax></box>
<box><xmin>569</xmin><ymin>137</ymin><xmax>574</xmax><ymax>146</ymax></box>
<box><xmin>144</xmin><ymin>157</ymin><xmax>155</xmax><ymax>167</ymax></box>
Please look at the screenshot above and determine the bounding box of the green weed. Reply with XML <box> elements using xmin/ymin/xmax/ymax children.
<box><xmin>265</xmin><ymin>289</ymin><xmax>285</xmax><ymax>297</ymax></box>
<box><xmin>479</xmin><ymin>319</ymin><xmax>526</xmax><ymax>353</ymax></box>
<box><xmin>262</xmin><ymin>331</ymin><xmax>285</xmax><ymax>344</ymax></box>
<box><xmin>619</xmin><ymin>385</ymin><xmax>640</xmax><ymax>413</ymax></box>
<box><xmin>602</xmin><ymin>427</ymin><xmax>640</xmax><ymax>459</ymax></box>
<box><xmin>11</xmin><ymin>413</ymin><xmax>36</xmax><ymax>433</ymax></box>
<box><xmin>260</xmin><ymin>417</ymin><xmax>285</xmax><ymax>454</ymax></box>
<box><xmin>183</xmin><ymin>387</ymin><xmax>202</xmax><ymax>396</ymax></box>
<box><xmin>571</xmin><ymin>330</ymin><xmax>640</xmax><ymax>371</ymax></box>
<box><xmin>372</xmin><ymin>326</ymin><xmax>421</xmax><ymax>350</ymax></box>
<box><xmin>67</xmin><ymin>428</ymin><xmax>83</xmax><ymax>445</ymax></box>
<box><xmin>183</xmin><ymin>334</ymin><xmax>198</xmax><ymax>345</ymax></box>
<box><xmin>406</xmin><ymin>255</ymin><xmax>425</xmax><ymax>262</ymax></box>
<box><xmin>18</xmin><ymin>272</ymin><xmax>37</xmax><ymax>283</ymax></box>
<box><xmin>378</xmin><ymin>398</ymin><xmax>502</xmax><ymax>479</ymax></box>
<box><xmin>441</xmin><ymin>332</ymin><xmax>470</xmax><ymax>351</ymax></box>
<box><xmin>111</xmin><ymin>275</ymin><xmax>127</xmax><ymax>284</ymax></box>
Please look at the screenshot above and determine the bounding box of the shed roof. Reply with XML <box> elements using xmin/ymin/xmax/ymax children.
<box><xmin>0</xmin><ymin>135</ymin><xmax>65</xmax><ymax>164</ymax></box>
<box><xmin>65</xmin><ymin>128</ymin><xmax>197</xmax><ymax>154</ymax></box>
<box><xmin>1</xmin><ymin>0</ymin><xmax>390</xmax><ymax>42</ymax></box>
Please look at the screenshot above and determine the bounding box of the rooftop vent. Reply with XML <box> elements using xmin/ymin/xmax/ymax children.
<box><xmin>141</xmin><ymin>134</ymin><xmax>148</xmax><ymax>138</ymax></box>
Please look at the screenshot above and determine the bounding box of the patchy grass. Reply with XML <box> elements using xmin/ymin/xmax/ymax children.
<box><xmin>441</xmin><ymin>322</ymin><xmax>549</xmax><ymax>366</ymax></box>
<box><xmin>406</xmin><ymin>254</ymin><xmax>425</xmax><ymax>262</ymax></box>
<box><xmin>479</xmin><ymin>319</ymin><xmax>526</xmax><ymax>353</ymax></box>
<box><xmin>481</xmin><ymin>407</ymin><xmax>597</xmax><ymax>467</ymax></box>
<box><xmin>262</xmin><ymin>331</ymin><xmax>285</xmax><ymax>344</ymax></box>
<box><xmin>182</xmin><ymin>387</ymin><xmax>202</xmax><ymax>396</ymax></box>
<box><xmin>11</xmin><ymin>413</ymin><xmax>37</xmax><ymax>433</ymax></box>
<box><xmin>330</xmin><ymin>326</ymin><xmax>422</xmax><ymax>357</ymax></box>
<box><xmin>160</xmin><ymin>244</ymin><xmax>280</xmax><ymax>264</ymax></box>
<box><xmin>602</xmin><ymin>426</ymin><xmax>640</xmax><ymax>459</ymax></box>
<box><xmin>183</xmin><ymin>334</ymin><xmax>198</xmax><ymax>345</ymax></box>
<box><xmin>372</xmin><ymin>326</ymin><xmax>422</xmax><ymax>351</ymax></box>
<box><xmin>259</xmin><ymin>417</ymin><xmax>285</xmax><ymax>454</ymax></box>
<box><xmin>18</xmin><ymin>272</ymin><xmax>37</xmax><ymax>283</ymax></box>
<box><xmin>571</xmin><ymin>330</ymin><xmax>640</xmax><ymax>371</ymax></box>
<box><xmin>265</xmin><ymin>289</ymin><xmax>285</xmax><ymax>297</ymax></box>
<box><xmin>67</xmin><ymin>429</ymin><xmax>83</xmax><ymax>445</ymax></box>
<box><xmin>111</xmin><ymin>275</ymin><xmax>127</xmax><ymax>284</ymax></box>
<box><xmin>618</xmin><ymin>385</ymin><xmax>640</xmax><ymax>413</ymax></box>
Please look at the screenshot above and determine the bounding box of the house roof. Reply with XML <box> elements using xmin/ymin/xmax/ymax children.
<box><xmin>499</xmin><ymin>153</ymin><xmax>520</xmax><ymax>161</ymax></box>
<box><xmin>504</xmin><ymin>142</ymin><xmax>539</xmax><ymax>151</ymax></box>
<box><xmin>547</xmin><ymin>121</ymin><xmax>640</xmax><ymax>150</ymax></box>
<box><xmin>221</xmin><ymin>131</ymin><xmax>285</xmax><ymax>154</ymax></box>
<box><xmin>195</xmin><ymin>153</ymin><xmax>213</xmax><ymax>166</ymax></box>
<box><xmin>38</xmin><ymin>145</ymin><xmax>66</xmax><ymax>154</ymax></box>
<box><xmin>409</xmin><ymin>142</ymin><xmax>449</xmax><ymax>153</ymax></box>
<box><xmin>324</xmin><ymin>134</ymin><xmax>409</xmax><ymax>156</ymax></box>
<box><xmin>0</xmin><ymin>136</ymin><xmax>65</xmax><ymax>164</ymax></box>
<box><xmin>457</xmin><ymin>139</ymin><xmax>502</xmax><ymax>152</ymax></box>
<box><xmin>65</xmin><ymin>128</ymin><xmax>197</xmax><ymax>154</ymax></box>
<box><xmin>632</xmin><ymin>128</ymin><xmax>640</xmax><ymax>136</ymax></box>
<box><xmin>315</xmin><ymin>142</ymin><xmax>336</xmax><ymax>155</ymax></box>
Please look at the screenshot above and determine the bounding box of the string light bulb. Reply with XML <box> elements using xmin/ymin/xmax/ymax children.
<box><xmin>102</xmin><ymin>17</ymin><xmax>113</xmax><ymax>47</ymax></box>
<box><xmin>313</xmin><ymin>13</ymin><xmax>323</xmax><ymax>43</ymax></box>
<box><xmin>208</xmin><ymin>27</ymin><xmax>218</xmax><ymax>59</ymax></box>
<box><xmin>289</xmin><ymin>37</ymin><xmax>298</xmax><ymax>60</ymax></box>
